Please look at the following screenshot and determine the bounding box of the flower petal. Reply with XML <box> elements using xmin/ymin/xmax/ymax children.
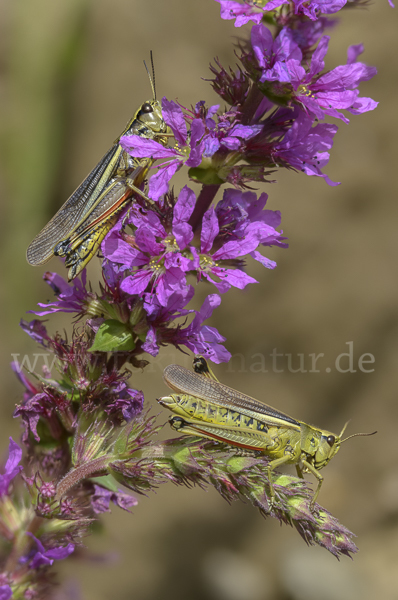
<box><xmin>201</xmin><ymin>208</ymin><xmax>220</xmax><ymax>253</ymax></box>
<box><xmin>162</xmin><ymin>97</ymin><xmax>188</xmax><ymax>145</ymax></box>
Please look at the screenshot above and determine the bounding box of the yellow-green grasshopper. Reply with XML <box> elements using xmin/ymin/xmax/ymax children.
<box><xmin>27</xmin><ymin>55</ymin><xmax>171</xmax><ymax>281</ymax></box>
<box><xmin>158</xmin><ymin>357</ymin><xmax>375</xmax><ymax>511</ymax></box>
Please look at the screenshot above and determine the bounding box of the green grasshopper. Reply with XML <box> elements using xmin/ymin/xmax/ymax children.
<box><xmin>27</xmin><ymin>55</ymin><xmax>171</xmax><ymax>281</ymax></box>
<box><xmin>158</xmin><ymin>356</ymin><xmax>375</xmax><ymax>510</ymax></box>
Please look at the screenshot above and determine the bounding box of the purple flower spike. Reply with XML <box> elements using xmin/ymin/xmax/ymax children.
<box><xmin>0</xmin><ymin>438</ymin><xmax>23</xmax><ymax>497</ymax></box>
<box><xmin>7</xmin><ymin>0</ymin><xmax>381</xmax><ymax>569</ymax></box>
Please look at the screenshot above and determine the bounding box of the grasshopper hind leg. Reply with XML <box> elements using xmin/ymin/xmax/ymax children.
<box><xmin>266</xmin><ymin>454</ymin><xmax>294</xmax><ymax>511</ymax></box>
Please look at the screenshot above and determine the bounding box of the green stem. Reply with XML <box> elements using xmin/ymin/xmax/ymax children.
<box><xmin>55</xmin><ymin>456</ymin><xmax>110</xmax><ymax>500</ymax></box>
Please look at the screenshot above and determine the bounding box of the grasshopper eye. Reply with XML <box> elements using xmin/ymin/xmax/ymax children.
<box><xmin>326</xmin><ymin>435</ymin><xmax>335</xmax><ymax>447</ymax></box>
<box><xmin>141</xmin><ymin>102</ymin><xmax>153</xmax><ymax>113</ymax></box>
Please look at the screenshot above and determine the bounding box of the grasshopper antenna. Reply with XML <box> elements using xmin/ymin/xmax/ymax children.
<box><xmin>143</xmin><ymin>51</ymin><xmax>157</xmax><ymax>100</ymax></box>
<box><xmin>341</xmin><ymin>431</ymin><xmax>377</xmax><ymax>444</ymax></box>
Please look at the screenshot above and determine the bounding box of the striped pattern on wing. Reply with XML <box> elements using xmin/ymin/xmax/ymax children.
<box><xmin>163</xmin><ymin>364</ymin><xmax>301</xmax><ymax>429</ymax></box>
<box><xmin>26</xmin><ymin>144</ymin><xmax>120</xmax><ymax>266</ymax></box>
<box><xmin>63</xmin><ymin>181</ymin><xmax>135</xmax><ymax>280</ymax></box>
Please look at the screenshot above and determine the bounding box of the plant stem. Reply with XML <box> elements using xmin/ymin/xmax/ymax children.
<box><xmin>55</xmin><ymin>456</ymin><xmax>110</xmax><ymax>500</ymax></box>
<box><xmin>188</xmin><ymin>184</ymin><xmax>220</xmax><ymax>232</ymax></box>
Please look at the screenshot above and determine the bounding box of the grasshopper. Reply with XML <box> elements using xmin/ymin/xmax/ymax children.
<box><xmin>27</xmin><ymin>55</ymin><xmax>171</xmax><ymax>281</ymax></box>
<box><xmin>158</xmin><ymin>357</ymin><xmax>375</xmax><ymax>510</ymax></box>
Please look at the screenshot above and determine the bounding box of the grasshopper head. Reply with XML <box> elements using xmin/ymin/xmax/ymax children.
<box><xmin>313</xmin><ymin>423</ymin><xmax>377</xmax><ymax>470</ymax></box>
<box><xmin>313</xmin><ymin>430</ymin><xmax>341</xmax><ymax>470</ymax></box>
<box><xmin>132</xmin><ymin>100</ymin><xmax>170</xmax><ymax>138</ymax></box>
<box><xmin>301</xmin><ymin>423</ymin><xmax>341</xmax><ymax>470</ymax></box>
<box><xmin>127</xmin><ymin>54</ymin><xmax>172</xmax><ymax>141</ymax></box>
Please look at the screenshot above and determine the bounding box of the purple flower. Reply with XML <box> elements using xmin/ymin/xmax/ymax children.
<box><xmin>19</xmin><ymin>319</ymin><xmax>51</xmax><ymax>347</ymax></box>
<box><xmin>0</xmin><ymin>438</ymin><xmax>23</xmax><ymax>496</ymax></box>
<box><xmin>11</xmin><ymin>361</ymin><xmax>39</xmax><ymax>403</ymax></box>
<box><xmin>105</xmin><ymin>386</ymin><xmax>144</xmax><ymax>422</ymax></box>
<box><xmin>252</xmin><ymin>25</ymin><xmax>302</xmax><ymax>83</ymax></box>
<box><xmin>90</xmin><ymin>484</ymin><xmax>138</xmax><ymax>514</ymax></box>
<box><xmin>24</xmin><ymin>533</ymin><xmax>74</xmax><ymax>569</ymax></box>
<box><xmin>170</xmin><ymin>294</ymin><xmax>231</xmax><ymax>363</ymax></box>
<box><xmin>171</xmin><ymin>186</ymin><xmax>196</xmax><ymax>249</ymax></box>
<box><xmin>204</xmin><ymin>119</ymin><xmax>262</xmax><ymax>157</ymax></box>
<box><xmin>120</xmin><ymin>99</ymin><xmax>203</xmax><ymax>202</ymax></box>
<box><xmin>215</xmin><ymin>0</ymin><xmax>346</xmax><ymax>27</ymax></box>
<box><xmin>103</xmin><ymin>187</ymin><xmax>197</xmax><ymax>307</ymax></box>
<box><xmin>0</xmin><ymin>586</ymin><xmax>12</xmax><ymax>600</ymax></box>
<box><xmin>291</xmin><ymin>0</ymin><xmax>347</xmax><ymax>20</ymax></box>
<box><xmin>121</xmin><ymin>100</ymin><xmax>261</xmax><ymax>200</ymax></box>
<box><xmin>33</xmin><ymin>271</ymin><xmax>89</xmax><ymax>316</ymax></box>
<box><xmin>214</xmin><ymin>188</ymin><xmax>286</xmax><ymax>250</ymax></box>
<box><xmin>290</xmin><ymin>36</ymin><xmax>377</xmax><ymax>122</ymax></box>
<box><xmin>272</xmin><ymin>111</ymin><xmax>340</xmax><ymax>185</ymax></box>
<box><xmin>291</xmin><ymin>17</ymin><xmax>337</xmax><ymax>54</ymax></box>
<box><xmin>243</xmin><ymin>106</ymin><xmax>339</xmax><ymax>185</ymax></box>
<box><xmin>140</xmin><ymin>287</ymin><xmax>195</xmax><ymax>356</ymax></box>
<box><xmin>14</xmin><ymin>393</ymin><xmax>53</xmax><ymax>443</ymax></box>
<box><xmin>138</xmin><ymin>288</ymin><xmax>230</xmax><ymax>363</ymax></box>
<box><xmin>106</xmin><ymin>181</ymin><xmax>285</xmax><ymax>302</ymax></box>
<box><xmin>193</xmin><ymin>188</ymin><xmax>286</xmax><ymax>293</ymax></box>
<box><xmin>215</xmin><ymin>0</ymin><xmax>289</xmax><ymax>27</ymax></box>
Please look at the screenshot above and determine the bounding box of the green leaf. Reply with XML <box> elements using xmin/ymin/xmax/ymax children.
<box><xmin>89</xmin><ymin>319</ymin><xmax>135</xmax><ymax>352</ymax></box>
<box><xmin>89</xmin><ymin>474</ymin><xmax>119</xmax><ymax>492</ymax></box>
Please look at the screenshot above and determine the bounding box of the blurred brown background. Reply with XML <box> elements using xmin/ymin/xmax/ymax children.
<box><xmin>0</xmin><ymin>0</ymin><xmax>397</xmax><ymax>598</ymax></box>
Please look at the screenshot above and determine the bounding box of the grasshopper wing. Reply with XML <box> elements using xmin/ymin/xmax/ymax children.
<box><xmin>26</xmin><ymin>144</ymin><xmax>120</xmax><ymax>266</ymax></box>
<box><xmin>163</xmin><ymin>365</ymin><xmax>301</xmax><ymax>430</ymax></box>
